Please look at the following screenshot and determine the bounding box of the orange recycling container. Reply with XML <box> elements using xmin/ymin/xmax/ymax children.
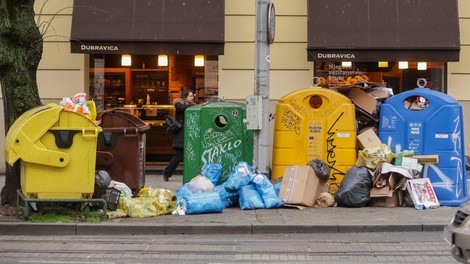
<box><xmin>272</xmin><ymin>87</ymin><xmax>357</xmax><ymax>194</ymax></box>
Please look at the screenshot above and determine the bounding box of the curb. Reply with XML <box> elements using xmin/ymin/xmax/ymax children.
<box><xmin>0</xmin><ymin>222</ymin><xmax>447</xmax><ymax>236</ymax></box>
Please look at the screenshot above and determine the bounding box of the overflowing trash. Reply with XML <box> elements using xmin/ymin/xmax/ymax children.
<box><xmin>172</xmin><ymin>162</ymin><xmax>283</xmax><ymax>215</ymax></box>
<box><xmin>59</xmin><ymin>92</ymin><xmax>97</xmax><ymax>121</ymax></box>
<box><xmin>11</xmin><ymin>84</ymin><xmax>463</xmax><ymax>222</ymax></box>
<box><xmin>111</xmin><ymin>187</ymin><xmax>176</xmax><ymax>218</ymax></box>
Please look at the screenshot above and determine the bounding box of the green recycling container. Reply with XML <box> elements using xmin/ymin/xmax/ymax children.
<box><xmin>183</xmin><ymin>101</ymin><xmax>254</xmax><ymax>184</ymax></box>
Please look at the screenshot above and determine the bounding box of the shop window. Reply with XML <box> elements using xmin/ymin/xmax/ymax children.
<box><xmin>88</xmin><ymin>54</ymin><xmax>219</xmax><ymax>110</ymax></box>
<box><xmin>313</xmin><ymin>62</ymin><xmax>445</xmax><ymax>95</ymax></box>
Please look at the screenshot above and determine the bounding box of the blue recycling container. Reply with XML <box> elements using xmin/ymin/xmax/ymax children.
<box><xmin>379</xmin><ymin>88</ymin><xmax>466</xmax><ymax>206</ymax></box>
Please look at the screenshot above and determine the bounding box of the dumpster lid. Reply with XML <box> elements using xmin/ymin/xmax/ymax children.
<box><xmin>4</xmin><ymin>104</ymin><xmax>101</xmax><ymax>166</ymax></box>
<box><xmin>97</xmin><ymin>110</ymin><xmax>150</xmax><ymax>133</ymax></box>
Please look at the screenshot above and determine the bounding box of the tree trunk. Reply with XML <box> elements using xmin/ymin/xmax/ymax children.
<box><xmin>0</xmin><ymin>0</ymin><xmax>43</xmax><ymax>205</ymax></box>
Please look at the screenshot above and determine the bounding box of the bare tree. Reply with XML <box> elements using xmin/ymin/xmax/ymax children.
<box><xmin>0</xmin><ymin>0</ymin><xmax>43</xmax><ymax>205</ymax></box>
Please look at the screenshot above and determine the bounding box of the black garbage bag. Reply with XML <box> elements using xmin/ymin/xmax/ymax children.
<box><xmin>95</xmin><ymin>170</ymin><xmax>112</xmax><ymax>187</ymax></box>
<box><xmin>94</xmin><ymin>170</ymin><xmax>112</xmax><ymax>198</ymax></box>
<box><xmin>307</xmin><ymin>159</ymin><xmax>330</xmax><ymax>181</ymax></box>
<box><xmin>334</xmin><ymin>166</ymin><xmax>372</xmax><ymax>207</ymax></box>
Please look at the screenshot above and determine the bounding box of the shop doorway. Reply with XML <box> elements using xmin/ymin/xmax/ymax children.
<box><xmin>88</xmin><ymin>54</ymin><xmax>219</xmax><ymax>162</ymax></box>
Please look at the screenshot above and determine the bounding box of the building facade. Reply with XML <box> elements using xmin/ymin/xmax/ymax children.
<box><xmin>0</xmin><ymin>0</ymin><xmax>469</xmax><ymax>173</ymax></box>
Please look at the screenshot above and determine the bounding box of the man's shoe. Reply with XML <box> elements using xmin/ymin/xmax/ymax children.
<box><xmin>163</xmin><ymin>175</ymin><xmax>169</xmax><ymax>182</ymax></box>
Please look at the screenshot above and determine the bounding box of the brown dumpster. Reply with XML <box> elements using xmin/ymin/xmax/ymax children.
<box><xmin>96</xmin><ymin>110</ymin><xmax>150</xmax><ymax>193</ymax></box>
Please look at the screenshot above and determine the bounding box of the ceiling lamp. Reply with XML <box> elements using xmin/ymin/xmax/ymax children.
<box><xmin>341</xmin><ymin>61</ymin><xmax>352</xmax><ymax>68</ymax></box>
<box><xmin>158</xmin><ymin>55</ymin><xmax>168</xmax><ymax>66</ymax></box>
<box><xmin>378</xmin><ymin>61</ymin><xmax>389</xmax><ymax>68</ymax></box>
<box><xmin>194</xmin><ymin>55</ymin><xmax>205</xmax><ymax>67</ymax></box>
<box><xmin>121</xmin><ymin>54</ymin><xmax>132</xmax><ymax>66</ymax></box>
<box><xmin>398</xmin><ymin>61</ymin><xmax>408</xmax><ymax>69</ymax></box>
<box><xmin>417</xmin><ymin>62</ymin><xmax>427</xmax><ymax>70</ymax></box>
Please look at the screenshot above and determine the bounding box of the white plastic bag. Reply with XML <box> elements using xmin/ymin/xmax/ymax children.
<box><xmin>187</xmin><ymin>174</ymin><xmax>214</xmax><ymax>193</ymax></box>
<box><xmin>108</xmin><ymin>180</ymin><xmax>133</xmax><ymax>198</ymax></box>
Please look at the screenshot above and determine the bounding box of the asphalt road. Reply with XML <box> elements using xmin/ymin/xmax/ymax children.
<box><xmin>0</xmin><ymin>231</ymin><xmax>458</xmax><ymax>264</ymax></box>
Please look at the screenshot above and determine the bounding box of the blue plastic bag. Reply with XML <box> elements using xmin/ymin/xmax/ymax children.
<box><xmin>201</xmin><ymin>163</ymin><xmax>223</xmax><ymax>186</ymax></box>
<box><xmin>253</xmin><ymin>174</ymin><xmax>282</xmax><ymax>209</ymax></box>
<box><xmin>239</xmin><ymin>184</ymin><xmax>265</xmax><ymax>210</ymax></box>
<box><xmin>224</xmin><ymin>162</ymin><xmax>254</xmax><ymax>192</ymax></box>
<box><xmin>176</xmin><ymin>184</ymin><xmax>193</xmax><ymax>199</ymax></box>
<box><xmin>214</xmin><ymin>183</ymin><xmax>239</xmax><ymax>208</ymax></box>
<box><xmin>273</xmin><ymin>182</ymin><xmax>282</xmax><ymax>196</ymax></box>
<box><xmin>182</xmin><ymin>192</ymin><xmax>224</xmax><ymax>215</ymax></box>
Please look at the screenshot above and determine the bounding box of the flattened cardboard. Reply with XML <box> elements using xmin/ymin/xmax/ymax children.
<box><xmin>380</xmin><ymin>162</ymin><xmax>415</xmax><ymax>180</ymax></box>
<box><xmin>348</xmin><ymin>88</ymin><xmax>377</xmax><ymax>115</ymax></box>
<box><xmin>367</xmin><ymin>88</ymin><xmax>392</xmax><ymax>101</ymax></box>
<box><xmin>369</xmin><ymin>190</ymin><xmax>404</xmax><ymax>207</ymax></box>
<box><xmin>370</xmin><ymin>172</ymin><xmax>404</xmax><ymax>207</ymax></box>
<box><xmin>278</xmin><ymin>166</ymin><xmax>326</xmax><ymax>209</ymax></box>
<box><xmin>412</xmin><ymin>155</ymin><xmax>439</xmax><ymax>164</ymax></box>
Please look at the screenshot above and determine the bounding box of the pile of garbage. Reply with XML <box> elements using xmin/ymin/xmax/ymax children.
<box><xmin>334</xmin><ymin>143</ymin><xmax>440</xmax><ymax>210</ymax></box>
<box><xmin>93</xmin><ymin>170</ymin><xmax>177</xmax><ymax>218</ymax></box>
<box><xmin>173</xmin><ymin>162</ymin><xmax>283</xmax><ymax>215</ymax></box>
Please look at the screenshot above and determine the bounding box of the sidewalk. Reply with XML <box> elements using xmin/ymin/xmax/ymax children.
<box><xmin>0</xmin><ymin>168</ymin><xmax>459</xmax><ymax>236</ymax></box>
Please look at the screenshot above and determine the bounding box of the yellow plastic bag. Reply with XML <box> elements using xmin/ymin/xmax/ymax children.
<box><xmin>107</xmin><ymin>209</ymin><xmax>128</xmax><ymax>219</ymax></box>
<box><xmin>86</xmin><ymin>100</ymin><xmax>97</xmax><ymax>121</ymax></box>
<box><xmin>117</xmin><ymin>188</ymin><xmax>177</xmax><ymax>217</ymax></box>
<box><xmin>138</xmin><ymin>187</ymin><xmax>177</xmax><ymax>214</ymax></box>
<box><xmin>358</xmin><ymin>143</ymin><xmax>395</xmax><ymax>170</ymax></box>
<box><xmin>118</xmin><ymin>197</ymin><xmax>157</xmax><ymax>218</ymax></box>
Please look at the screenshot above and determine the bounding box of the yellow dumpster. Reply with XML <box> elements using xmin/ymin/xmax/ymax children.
<box><xmin>4</xmin><ymin>103</ymin><xmax>102</xmax><ymax>199</ymax></box>
<box><xmin>272</xmin><ymin>87</ymin><xmax>357</xmax><ymax>194</ymax></box>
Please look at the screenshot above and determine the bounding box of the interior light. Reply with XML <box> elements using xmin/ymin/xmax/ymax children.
<box><xmin>194</xmin><ymin>55</ymin><xmax>205</xmax><ymax>67</ymax></box>
<box><xmin>158</xmin><ymin>55</ymin><xmax>168</xmax><ymax>66</ymax></box>
<box><xmin>378</xmin><ymin>61</ymin><xmax>389</xmax><ymax>68</ymax></box>
<box><xmin>341</xmin><ymin>61</ymin><xmax>352</xmax><ymax>68</ymax></box>
<box><xmin>121</xmin><ymin>54</ymin><xmax>132</xmax><ymax>66</ymax></box>
<box><xmin>417</xmin><ymin>62</ymin><xmax>427</xmax><ymax>70</ymax></box>
<box><xmin>398</xmin><ymin>61</ymin><xmax>408</xmax><ymax>69</ymax></box>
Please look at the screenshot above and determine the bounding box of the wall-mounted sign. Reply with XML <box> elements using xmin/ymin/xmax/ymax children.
<box><xmin>268</xmin><ymin>3</ymin><xmax>275</xmax><ymax>44</ymax></box>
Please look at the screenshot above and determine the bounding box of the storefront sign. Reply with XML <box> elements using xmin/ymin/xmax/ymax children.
<box><xmin>317</xmin><ymin>53</ymin><xmax>355</xmax><ymax>59</ymax></box>
<box><xmin>80</xmin><ymin>45</ymin><xmax>119</xmax><ymax>51</ymax></box>
<box><xmin>326</xmin><ymin>63</ymin><xmax>363</xmax><ymax>82</ymax></box>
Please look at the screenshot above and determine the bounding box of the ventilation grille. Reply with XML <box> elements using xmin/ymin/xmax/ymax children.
<box><xmin>453</xmin><ymin>210</ymin><xmax>469</xmax><ymax>227</ymax></box>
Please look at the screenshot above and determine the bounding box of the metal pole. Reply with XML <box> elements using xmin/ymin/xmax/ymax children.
<box><xmin>253</xmin><ymin>0</ymin><xmax>271</xmax><ymax>175</ymax></box>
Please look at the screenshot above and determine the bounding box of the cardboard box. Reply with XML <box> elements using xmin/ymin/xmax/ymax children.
<box><xmin>348</xmin><ymin>88</ymin><xmax>377</xmax><ymax>115</ymax></box>
<box><xmin>357</xmin><ymin>127</ymin><xmax>382</xmax><ymax>149</ymax></box>
<box><xmin>404</xmin><ymin>100</ymin><xmax>425</xmax><ymax>110</ymax></box>
<box><xmin>406</xmin><ymin>178</ymin><xmax>440</xmax><ymax>209</ymax></box>
<box><xmin>278</xmin><ymin>166</ymin><xmax>326</xmax><ymax>208</ymax></box>
<box><xmin>369</xmin><ymin>172</ymin><xmax>405</xmax><ymax>207</ymax></box>
<box><xmin>369</xmin><ymin>190</ymin><xmax>404</xmax><ymax>207</ymax></box>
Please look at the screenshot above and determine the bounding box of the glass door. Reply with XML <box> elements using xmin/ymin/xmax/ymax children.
<box><xmin>89</xmin><ymin>68</ymin><xmax>131</xmax><ymax>112</ymax></box>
